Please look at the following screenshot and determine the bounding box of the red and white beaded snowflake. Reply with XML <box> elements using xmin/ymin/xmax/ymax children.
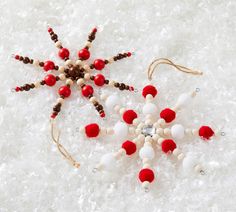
<box><xmin>13</xmin><ymin>27</ymin><xmax>134</xmax><ymax>119</ymax></box>
<box><xmin>81</xmin><ymin>84</ymin><xmax>218</xmax><ymax>191</ymax></box>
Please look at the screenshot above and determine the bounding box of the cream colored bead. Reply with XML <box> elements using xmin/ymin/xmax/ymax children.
<box><xmin>145</xmin><ymin>136</ymin><xmax>152</xmax><ymax>143</ymax></box>
<box><xmin>57</xmin><ymin>98</ymin><xmax>64</xmax><ymax>104</ymax></box>
<box><xmin>86</xmin><ymin>41</ymin><xmax>92</xmax><ymax>48</ymax></box>
<box><xmin>109</xmin><ymin>80</ymin><xmax>115</xmax><ymax>86</ymax></box>
<box><xmin>119</xmin><ymin>108</ymin><xmax>126</xmax><ymax>115</ymax></box>
<box><xmin>114</xmin><ymin>105</ymin><xmax>121</xmax><ymax>113</ymax></box>
<box><xmin>145</xmin><ymin>119</ymin><xmax>152</xmax><ymax>125</ymax></box>
<box><xmin>89</xmin><ymin>96</ymin><xmax>97</xmax><ymax>103</ymax></box>
<box><xmin>144</xmin><ymin>142</ymin><xmax>152</xmax><ymax>147</ymax></box>
<box><xmin>135</xmin><ymin>128</ymin><xmax>141</xmax><ymax>135</ymax></box>
<box><xmin>76</xmin><ymin>78</ymin><xmax>84</xmax><ymax>86</ymax></box>
<box><xmin>138</xmin><ymin>134</ymin><xmax>145</xmax><ymax>141</ymax></box>
<box><xmin>108</xmin><ymin>57</ymin><xmax>114</xmax><ymax>63</ymax></box>
<box><xmin>158</xmin><ymin>138</ymin><xmax>164</xmax><ymax>145</ymax></box>
<box><xmin>55</xmin><ymin>41</ymin><xmax>62</xmax><ymax>48</ymax></box>
<box><xmin>99</xmin><ymin>128</ymin><xmax>107</xmax><ymax>136</ymax></box>
<box><xmin>178</xmin><ymin>153</ymin><xmax>185</xmax><ymax>160</ymax></box>
<box><xmin>194</xmin><ymin>164</ymin><xmax>202</xmax><ymax>173</ymax></box>
<box><xmin>142</xmin><ymin>158</ymin><xmax>150</xmax><ymax>164</ymax></box>
<box><xmin>173</xmin><ymin>148</ymin><xmax>180</xmax><ymax>156</ymax></box>
<box><xmin>59</xmin><ymin>74</ymin><xmax>66</xmax><ymax>80</ymax></box>
<box><xmin>142</xmin><ymin>181</ymin><xmax>150</xmax><ymax>192</ymax></box>
<box><xmin>137</xmin><ymin>123</ymin><xmax>144</xmax><ymax>129</ymax></box>
<box><xmin>33</xmin><ymin>59</ymin><xmax>39</xmax><ymax>66</ymax></box>
<box><xmin>66</xmin><ymin>79</ymin><xmax>73</xmax><ymax>85</ymax></box>
<box><xmin>129</xmin><ymin>127</ymin><xmax>135</xmax><ymax>134</ymax></box>
<box><xmin>84</xmin><ymin>73</ymin><xmax>90</xmax><ymax>80</ymax></box>
<box><xmin>164</xmin><ymin>128</ymin><xmax>171</xmax><ymax>136</ymax></box>
<box><xmin>58</xmin><ymin>66</ymin><xmax>65</xmax><ymax>72</ymax></box>
<box><xmin>118</xmin><ymin>148</ymin><xmax>126</xmax><ymax>156</ymax></box>
<box><xmin>145</xmin><ymin>94</ymin><xmax>154</xmax><ymax>102</ymax></box>
<box><xmin>185</xmin><ymin>128</ymin><xmax>192</xmax><ymax>136</ymax></box>
<box><xmin>106</xmin><ymin>128</ymin><xmax>114</xmax><ymax>135</ymax></box>
<box><xmin>65</xmin><ymin>59</ymin><xmax>73</xmax><ymax>66</ymax></box>
<box><xmin>75</xmin><ymin>60</ymin><xmax>83</xmax><ymax>66</ymax></box>
<box><xmin>133</xmin><ymin>118</ymin><xmax>140</xmax><ymax>126</ymax></box>
<box><xmin>152</xmin><ymin>134</ymin><xmax>159</xmax><ymax>141</ymax></box>
<box><xmin>158</xmin><ymin>118</ymin><xmax>165</xmax><ymax>126</ymax></box>
<box><xmin>153</xmin><ymin>122</ymin><xmax>159</xmax><ymax>128</ymax></box>
<box><xmin>83</xmin><ymin>64</ymin><xmax>90</xmax><ymax>71</ymax></box>
<box><xmin>192</xmin><ymin>129</ymin><xmax>198</xmax><ymax>136</ymax></box>
<box><xmin>156</xmin><ymin>128</ymin><xmax>164</xmax><ymax>135</ymax></box>
<box><xmin>100</xmin><ymin>93</ymin><xmax>108</xmax><ymax>101</ymax></box>
<box><xmin>34</xmin><ymin>81</ymin><xmax>40</xmax><ymax>88</ymax></box>
<box><xmin>143</xmin><ymin>163</ymin><xmax>151</xmax><ymax>168</ymax></box>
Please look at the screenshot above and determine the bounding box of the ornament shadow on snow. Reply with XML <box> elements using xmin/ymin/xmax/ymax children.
<box><xmin>12</xmin><ymin>27</ymin><xmax>136</xmax><ymax>168</ymax></box>
<box><xmin>81</xmin><ymin>59</ymin><xmax>223</xmax><ymax>192</ymax></box>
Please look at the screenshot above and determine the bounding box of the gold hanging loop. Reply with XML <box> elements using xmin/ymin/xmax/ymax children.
<box><xmin>50</xmin><ymin>120</ymin><xmax>80</xmax><ymax>168</ymax></box>
<box><xmin>147</xmin><ymin>58</ymin><xmax>203</xmax><ymax>80</ymax></box>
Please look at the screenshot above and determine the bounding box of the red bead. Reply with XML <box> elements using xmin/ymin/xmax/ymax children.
<box><xmin>142</xmin><ymin>85</ymin><xmax>158</xmax><ymax>98</ymax></box>
<box><xmin>78</xmin><ymin>48</ymin><xmax>90</xmax><ymax>60</ymax></box>
<box><xmin>58</xmin><ymin>48</ymin><xmax>70</xmax><ymax>59</ymax></box>
<box><xmin>129</xmin><ymin>86</ymin><xmax>134</xmax><ymax>91</ymax></box>
<box><xmin>94</xmin><ymin>74</ymin><xmax>105</xmax><ymax>86</ymax></box>
<box><xmin>48</xmin><ymin>27</ymin><xmax>53</xmax><ymax>33</ymax></box>
<box><xmin>123</xmin><ymin>109</ymin><xmax>138</xmax><ymax>124</ymax></box>
<box><xmin>93</xmin><ymin>59</ymin><xmax>105</xmax><ymax>70</ymax></box>
<box><xmin>199</xmin><ymin>126</ymin><xmax>214</xmax><ymax>140</ymax></box>
<box><xmin>160</xmin><ymin>108</ymin><xmax>176</xmax><ymax>123</ymax></box>
<box><xmin>58</xmin><ymin>86</ymin><xmax>71</xmax><ymax>98</ymax></box>
<box><xmin>85</xmin><ymin>123</ymin><xmax>100</xmax><ymax>138</ymax></box>
<box><xmin>51</xmin><ymin>113</ymin><xmax>57</xmax><ymax>119</ymax></box>
<box><xmin>82</xmin><ymin>85</ymin><xmax>94</xmax><ymax>97</ymax></box>
<box><xmin>92</xmin><ymin>28</ymin><xmax>97</xmax><ymax>33</ymax></box>
<box><xmin>127</xmin><ymin>52</ymin><xmax>132</xmax><ymax>57</ymax></box>
<box><xmin>161</xmin><ymin>139</ymin><xmax>177</xmax><ymax>153</ymax></box>
<box><xmin>100</xmin><ymin>112</ymin><xmax>106</xmax><ymax>118</ymax></box>
<box><xmin>15</xmin><ymin>55</ymin><xmax>20</xmax><ymax>60</ymax></box>
<box><xmin>139</xmin><ymin>168</ymin><xmax>155</xmax><ymax>183</ymax></box>
<box><xmin>15</xmin><ymin>86</ymin><xmax>21</xmax><ymax>92</ymax></box>
<box><xmin>44</xmin><ymin>74</ymin><xmax>56</xmax><ymax>86</ymax></box>
<box><xmin>43</xmin><ymin>61</ymin><xmax>55</xmax><ymax>71</ymax></box>
<box><xmin>122</xmin><ymin>140</ymin><xmax>136</xmax><ymax>155</ymax></box>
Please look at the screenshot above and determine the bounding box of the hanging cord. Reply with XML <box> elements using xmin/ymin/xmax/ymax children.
<box><xmin>147</xmin><ymin>58</ymin><xmax>203</xmax><ymax>80</ymax></box>
<box><xmin>50</xmin><ymin>120</ymin><xmax>80</xmax><ymax>168</ymax></box>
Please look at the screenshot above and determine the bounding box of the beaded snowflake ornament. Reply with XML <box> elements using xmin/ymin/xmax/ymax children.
<box><xmin>81</xmin><ymin>58</ymin><xmax>221</xmax><ymax>191</ymax></box>
<box><xmin>13</xmin><ymin>27</ymin><xmax>134</xmax><ymax>119</ymax></box>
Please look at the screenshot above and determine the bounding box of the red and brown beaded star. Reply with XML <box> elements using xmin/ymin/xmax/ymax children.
<box><xmin>13</xmin><ymin>27</ymin><xmax>134</xmax><ymax>119</ymax></box>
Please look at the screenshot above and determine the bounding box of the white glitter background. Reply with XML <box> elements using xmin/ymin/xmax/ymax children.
<box><xmin>0</xmin><ymin>0</ymin><xmax>236</xmax><ymax>211</ymax></box>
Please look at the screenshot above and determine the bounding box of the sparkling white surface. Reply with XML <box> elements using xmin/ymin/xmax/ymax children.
<box><xmin>0</xmin><ymin>0</ymin><xmax>236</xmax><ymax>211</ymax></box>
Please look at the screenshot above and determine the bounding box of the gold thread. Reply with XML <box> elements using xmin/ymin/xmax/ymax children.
<box><xmin>147</xmin><ymin>58</ymin><xmax>203</xmax><ymax>80</ymax></box>
<box><xmin>51</xmin><ymin>120</ymin><xmax>80</xmax><ymax>168</ymax></box>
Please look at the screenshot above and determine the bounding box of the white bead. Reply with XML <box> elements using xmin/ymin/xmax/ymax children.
<box><xmin>59</xmin><ymin>74</ymin><xmax>66</xmax><ymax>80</ymax></box>
<box><xmin>178</xmin><ymin>153</ymin><xmax>185</xmax><ymax>160</ymax></box>
<box><xmin>66</xmin><ymin>79</ymin><xmax>73</xmax><ymax>85</ymax></box>
<box><xmin>58</xmin><ymin>66</ymin><xmax>65</xmax><ymax>72</ymax></box>
<box><xmin>139</xmin><ymin>146</ymin><xmax>155</xmax><ymax>160</ymax></box>
<box><xmin>171</xmin><ymin>124</ymin><xmax>185</xmax><ymax>139</ymax></box>
<box><xmin>176</xmin><ymin>93</ymin><xmax>192</xmax><ymax>108</ymax></box>
<box><xmin>77</xmin><ymin>79</ymin><xmax>84</xmax><ymax>86</ymax></box>
<box><xmin>55</xmin><ymin>41</ymin><xmax>62</xmax><ymax>48</ymax></box>
<box><xmin>145</xmin><ymin>94</ymin><xmax>154</xmax><ymax>102</ymax></box>
<box><xmin>182</xmin><ymin>155</ymin><xmax>198</xmax><ymax>173</ymax></box>
<box><xmin>105</xmin><ymin>95</ymin><xmax>120</xmax><ymax>111</ymax></box>
<box><xmin>142</xmin><ymin>103</ymin><xmax>158</xmax><ymax>115</ymax></box>
<box><xmin>83</xmin><ymin>65</ymin><xmax>90</xmax><ymax>71</ymax></box>
<box><xmin>84</xmin><ymin>73</ymin><xmax>90</xmax><ymax>80</ymax></box>
<box><xmin>65</xmin><ymin>59</ymin><xmax>73</xmax><ymax>66</ymax></box>
<box><xmin>75</xmin><ymin>60</ymin><xmax>83</xmax><ymax>66</ymax></box>
<box><xmin>100</xmin><ymin>153</ymin><xmax>116</xmax><ymax>171</ymax></box>
<box><xmin>113</xmin><ymin>122</ymin><xmax>128</xmax><ymax>140</ymax></box>
<box><xmin>33</xmin><ymin>59</ymin><xmax>39</xmax><ymax>66</ymax></box>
